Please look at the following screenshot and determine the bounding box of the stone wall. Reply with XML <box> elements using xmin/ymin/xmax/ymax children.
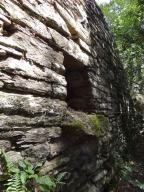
<box><xmin>0</xmin><ymin>0</ymin><xmax>131</xmax><ymax>191</ymax></box>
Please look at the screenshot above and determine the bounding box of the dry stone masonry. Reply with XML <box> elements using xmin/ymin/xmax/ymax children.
<box><xmin>0</xmin><ymin>0</ymin><xmax>132</xmax><ymax>191</ymax></box>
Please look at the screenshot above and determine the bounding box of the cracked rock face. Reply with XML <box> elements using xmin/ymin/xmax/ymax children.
<box><xmin>0</xmin><ymin>0</ymin><xmax>132</xmax><ymax>191</ymax></box>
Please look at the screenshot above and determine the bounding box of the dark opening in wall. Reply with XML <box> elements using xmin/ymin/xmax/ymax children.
<box><xmin>3</xmin><ymin>23</ymin><xmax>17</xmax><ymax>37</ymax></box>
<box><xmin>63</xmin><ymin>53</ymin><xmax>94</xmax><ymax>111</ymax></box>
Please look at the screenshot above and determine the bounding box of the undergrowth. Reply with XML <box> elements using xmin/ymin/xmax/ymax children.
<box><xmin>0</xmin><ymin>149</ymin><xmax>65</xmax><ymax>192</ymax></box>
<box><xmin>108</xmin><ymin>152</ymin><xmax>144</xmax><ymax>191</ymax></box>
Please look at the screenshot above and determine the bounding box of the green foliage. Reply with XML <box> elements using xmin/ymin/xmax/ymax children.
<box><xmin>109</xmin><ymin>151</ymin><xmax>144</xmax><ymax>191</ymax></box>
<box><xmin>120</xmin><ymin>162</ymin><xmax>134</xmax><ymax>182</ymax></box>
<box><xmin>134</xmin><ymin>180</ymin><xmax>144</xmax><ymax>189</ymax></box>
<box><xmin>101</xmin><ymin>0</ymin><xmax>144</xmax><ymax>94</ymax></box>
<box><xmin>0</xmin><ymin>149</ymin><xmax>56</xmax><ymax>192</ymax></box>
<box><xmin>121</xmin><ymin>163</ymin><xmax>144</xmax><ymax>191</ymax></box>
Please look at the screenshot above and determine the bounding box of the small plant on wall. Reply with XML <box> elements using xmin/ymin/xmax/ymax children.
<box><xmin>0</xmin><ymin>149</ymin><xmax>56</xmax><ymax>192</ymax></box>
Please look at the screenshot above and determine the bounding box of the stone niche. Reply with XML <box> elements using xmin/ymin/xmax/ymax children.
<box><xmin>0</xmin><ymin>0</ymin><xmax>131</xmax><ymax>191</ymax></box>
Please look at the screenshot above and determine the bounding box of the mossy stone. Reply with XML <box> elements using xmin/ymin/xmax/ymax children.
<box><xmin>61</xmin><ymin>112</ymin><xmax>110</xmax><ymax>137</ymax></box>
<box><xmin>62</xmin><ymin>119</ymin><xmax>84</xmax><ymax>130</ymax></box>
<box><xmin>88</xmin><ymin>114</ymin><xmax>109</xmax><ymax>136</ymax></box>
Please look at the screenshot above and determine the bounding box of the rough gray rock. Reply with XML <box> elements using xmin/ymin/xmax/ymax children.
<box><xmin>0</xmin><ymin>0</ymin><xmax>133</xmax><ymax>191</ymax></box>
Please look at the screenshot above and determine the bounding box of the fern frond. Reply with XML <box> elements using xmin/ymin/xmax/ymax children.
<box><xmin>0</xmin><ymin>149</ymin><xmax>15</xmax><ymax>176</ymax></box>
<box><xmin>0</xmin><ymin>148</ymin><xmax>56</xmax><ymax>192</ymax></box>
<box><xmin>5</xmin><ymin>172</ymin><xmax>26</xmax><ymax>192</ymax></box>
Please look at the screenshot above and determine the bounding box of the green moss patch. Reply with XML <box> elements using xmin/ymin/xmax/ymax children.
<box><xmin>88</xmin><ymin>114</ymin><xmax>109</xmax><ymax>137</ymax></box>
<box><xmin>62</xmin><ymin>119</ymin><xmax>84</xmax><ymax>130</ymax></box>
<box><xmin>61</xmin><ymin>111</ymin><xmax>110</xmax><ymax>137</ymax></box>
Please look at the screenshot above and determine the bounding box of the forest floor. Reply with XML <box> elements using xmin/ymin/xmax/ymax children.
<box><xmin>118</xmin><ymin>136</ymin><xmax>144</xmax><ymax>192</ymax></box>
<box><xmin>118</xmin><ymin>162</ymin><xmax>144</xmax><ymax>192</ymax></box>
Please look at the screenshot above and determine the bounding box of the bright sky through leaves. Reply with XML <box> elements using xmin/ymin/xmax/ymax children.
<box><xmin>96</xmin><ymin>0</ymin><xmax>111</xmax><ymax>5</ymax></box>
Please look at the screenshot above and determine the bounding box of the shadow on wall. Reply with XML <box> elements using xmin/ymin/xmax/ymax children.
<box><xmin>63</xmin><ymin>53</ymin><xmax>94</xmax><ymax>112</ymax></box>
<box><xmin>64</xmin><ymin>0</ymin><xmax>120</xmax><ymax>114</ymax></box>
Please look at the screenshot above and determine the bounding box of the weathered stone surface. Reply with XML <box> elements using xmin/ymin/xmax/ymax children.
<box><xmin>0</xmin><ymin>49</ymin><xmax>6</xmax><ymax>56</ymax></box>
<box><xmin>0</xmin><ymin>140</ymin><xmax>11</xmax><ymax>151</ymax></box>
<box><xmin>0</xmin><ymin>13</ymin><xmax>11</xmax><ymax>26</ymax></box>
<box><xmin>0</xmin><ymin>36</ymin><xmax>25</xmax><ymax>52</ymax></box>
<box><xmin>54</xmin><ymin>1</ymin><xmax>89</xmax><ymax>43</ymax></box>
<box><xmin>1</xmin><ymin>0</ymin><xmax>52</xmax><ymax>41</ymax></box>
<box><xmin>0</xmin><ymin>0</ymin><xmax>133</xmax><ymax>191</ymax></box>
<box><xmin>0</xmin><ymin>91</ymin><xmax>67</xmax><ymax>116</ymax></box>
<box><xmin>10</xmin><ymin>31</ymin><xmax>64</xmax><ymax>69</ymax></box>
<box><xmin>0</xmin><ymin>58</ymin><xmax>66</xmax><ymax>86</ymax></box>
<box><xmin>6</xmin><ymin>151</ymin><xmax>23</xmax><ymax>164</ymax></box>
<box><xmin>49</xmin><ymin>28</ymin><xmax>90</xmax><ymax>66</ymax></box>
<box><xmin>0</xmin><ymin>20</ymin><xmax>3</xmax><ymax>36</ymax></box>
<box><xmin>22</xmin><ymin>143</ymin><xmax>50</xmax><ymax>163</ymax></box>
<box><xmin>0</xmin><ymin>44</ymin><xmax>23</xmax><ymax>57</ymax></box>
<box><xmin>18</xmin><ymin>0</ymin><xmax>71</xmax><ymax>37</ymax></box>
<box><xmin>21</xmin><ymin>127</ymin><xmax>62</xmax><ymax>144</ymax></box>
